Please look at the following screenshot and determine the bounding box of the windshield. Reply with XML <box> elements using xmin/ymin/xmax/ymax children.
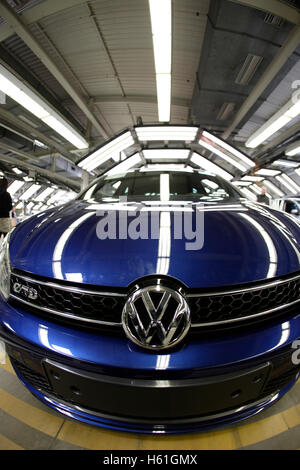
<box><xmin>79</xmin><ymin>171</ymin><xmax>242</xmax><ymax>202</ymax></box>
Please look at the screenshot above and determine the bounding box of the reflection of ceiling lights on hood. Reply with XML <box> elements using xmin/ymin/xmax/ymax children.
<box><xmin>149</xmin><ymin>0</ymin><xmax>172</xmax><ymax>122</ymax></box>
<box><xmin>0</xmin><ymin>64</ymin><xmax>88</xmax><ymax>149</ymax></box>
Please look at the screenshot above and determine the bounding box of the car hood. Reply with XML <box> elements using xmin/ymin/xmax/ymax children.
<box><xmin>9</xmin><ymin>199</ymin><xmax>300</xmax><ymax>288</ymax></box>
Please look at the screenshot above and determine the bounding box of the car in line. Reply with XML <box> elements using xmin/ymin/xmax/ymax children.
<box><xmin>0</xmin><ymin>168</ymin><xmax>300</xmax><ymax>433</ymax></box>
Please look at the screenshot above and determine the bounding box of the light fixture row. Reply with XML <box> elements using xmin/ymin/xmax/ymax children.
<box><xmin>0</xmin><ymin>64</ymin><xmax>88</xmax><ymax>150</ymax></box>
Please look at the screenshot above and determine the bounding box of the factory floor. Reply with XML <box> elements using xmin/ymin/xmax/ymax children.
<box><xmin>0</xmin><ymin>354</ymin><xmax>300</xmax><ymax>450</ymax></box>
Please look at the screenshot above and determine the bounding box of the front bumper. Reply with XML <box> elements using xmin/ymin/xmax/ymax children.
<box><xmin>1</xmin><ymin>298</ymin><xmax>300</xmax><ymax>433</ymax></box>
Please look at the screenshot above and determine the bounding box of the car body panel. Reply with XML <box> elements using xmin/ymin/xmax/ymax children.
<box><xmin>8</xmin><ymin>200</ymin><xmax>300</xmax><ymax>289</ymax></box>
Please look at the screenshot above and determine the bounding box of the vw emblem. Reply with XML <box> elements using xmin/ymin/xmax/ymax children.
<box><xmin>122</xmin><ymin>285</ymin><xmax>191</xmax><ymax>350</ymax></box>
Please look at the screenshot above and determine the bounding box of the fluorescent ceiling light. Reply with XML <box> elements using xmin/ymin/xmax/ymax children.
<box><xmin>78</xmin><ymin>131</ymin><xmax>135</xmax><ymax>172</ymax></box>
<box><xmin>232</xmin><ymin>181</ymin><xmax>252</xmax><ymax>186</ymax></box>
<box><xmin>156</xmin><ymin>74</ymin><xmax>171</xmax><ymax>122</ymax></box>
<box><xmin>20</xmin><ymin>184</ymin><xmax>41</xmax><ymax>200</ymax></box>
<box><xmin>26</xmin><ymin>201</ymin><xmax>35</xmax><ymax>210</ymax></box>
<box><xmin>190</xmin><ymin>153</ymin><xmax>233</xmax><ymax>181</ymax></box>
<box><xmin>217</xmin><ymin>102</ymin><xmax>235</xmax><ymax>121</ymax></box>
<box><xmin>106</xmin><ymin>153</ymin><xmax>142</xmax><ymax>176</ymax></box>
<box><xmin>242</xmin><ymin>176</ymin><xmax>264</xmax><ymax>182</ymax></box>
<box><xmin>148</xmin><ymin>0</ymin><xmax>172</xmax><ymax>122</ymax></box>
<box><xmin>12</xmin><ymin>167</ymin><xmax>23</xmax><ymax>175</ymax></box>
<box><xmin>0</xmin><ymin>64</ymin><xmax>88</xmax><ymax>150</ymax></box>
<box><xmin>8</xmin><ymin>180</ymin><xmax>25</xmax><ymax>196</ymax></box>
<box><xmin>34</xmin><ymin>139</ymin><xmax>48</xmax><ymax>149</ymax></box>
<box><xmin>285</xmin><ymin>141</ymin><xmax>300</xmax><ymax>157</ymax></box>
<box><xmin>140</xmin><ymin>164</ymin><xmax>193</xmax><ymax>172</ymax></box>
<box><xmin>15</xmin><ymin>201</ymin><xmax>24</xmax><ymax>210</ymax></box>
<box><xmin>263</xmin><ymin>180</ymin><xmax>285</xmax><ymax>197</ymax></box>
<box><xmin>239</xmin><ymin>187</ymin><xmax>257</xmax><ymax>201</ymax></box>
<box><xmin>34</xmin><ymin>187</ymin><xmax>55</xmax><ymax>202</ymax></box>
<box><xmin>143</xmin><ymin>149</ymin><xmax>190</xmax><ymax>159</ymax></box>
<box><xmin>275</xmin><ymin>174</ymin><xmax>300</xmax><ymax>193</ymax></box>
<box><xmin>249</xmin><ymin>184</ymin><xmax>271</xmax><ymax>198</ymax></box>
<box><xmin>235</xmin><ymin>54</ymin><xmax>263</xmax><ymax>86</ymax></box>
<box><xmin>255</xmin><ymin>168</ymin><xmax>280</xmax><ymax>176</ymax></box>
<box><xmin>202</xmin><ymin>131</ymin><xmax>255</xmax><ymax>168</ymax></box>
<box><xmin>271</xmin><ymin>159</ymin><xmax>299</xmax><ymax>168</ymax></box>
<box><xmin>136</xmin><ymin>126</ymin><xmax>198</xmax><ymax>141</ymax></box>
<box><xmin>47</xmin><ymin>190</ymin><xmax>67</xmax><ymax>205</ymax></box>
<box><xmin>246</xmin><ymin>94</ymin><xmax>300</xmax><ymax>148</ymax></box>
<box><xmin>198</xmin><ymin>138</ymin><xmax>247</xmax><ymax>172</ymax></box>
<box><xmin>278</xmin><ymin>173</ymin><xmax>300</xmax><ymax>193</ymax></box>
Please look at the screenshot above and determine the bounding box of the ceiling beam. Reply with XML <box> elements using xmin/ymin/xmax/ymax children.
<box><xmin>92</xmin><ymin>95</ymin><xmax>190</xmax><ymax>107</ymax></box>
<box><xmin>222</xmin><ymin>24</ymin><xmax>300</xmax><ymax>139</ymax></box>
<box><xmin>0</xmin><ymin>142</ymin><xmax>37</xmax><ymax>161</ymax></box>
<box><xmin>0</xmin><ymin>0</ymin><xmax>89</xmax><ymax>42</ymax></box>
<box><xmin>0</xmin><ymin>2</ymin><xmax>108</xmax><ymax>139</ymax></box>
<box><xmin>0</xmin><ymin>153</ymin><xmax>80</xmax><ymax>190</ymax></box>
<box><xmin>0</xmin><ymin>107</ymin><xmax>75</xmax><ymax>162</ymax></box>
<box><xmin>229</xmin><ymin>0</ymin><xmax>300</xmax><ymax>25</ymax></box>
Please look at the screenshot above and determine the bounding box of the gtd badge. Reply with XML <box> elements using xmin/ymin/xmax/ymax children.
<box><xmin>13</xmin><ymin>282</ymin><xmax>38</xmax><ymax>301</ymax></box>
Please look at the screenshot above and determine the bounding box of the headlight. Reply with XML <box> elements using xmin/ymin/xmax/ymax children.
<box><xmin>0</xmin><ymin>233</ymin><xmax>11</xmax><ymax>300</ymax></box>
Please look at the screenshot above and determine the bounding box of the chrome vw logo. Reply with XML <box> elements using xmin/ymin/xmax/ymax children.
<box><xmin>122</xmin><ymin>285</ymin><xmax>191</xmax><ymax>350</ymax></box>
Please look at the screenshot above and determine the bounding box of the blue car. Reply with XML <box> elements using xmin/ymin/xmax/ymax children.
<box><xmin>0</xmin><ymin>169</ymin><xmax>300</xmax><ymax>434</ymax></box>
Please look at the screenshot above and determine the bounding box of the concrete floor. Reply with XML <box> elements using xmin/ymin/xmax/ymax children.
<box><xmin>0</xmin><ymin>355</ymin><xmax>300</xmax><ymax>450</ymax></box>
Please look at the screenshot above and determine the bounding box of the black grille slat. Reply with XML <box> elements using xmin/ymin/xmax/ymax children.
<box><xmin>188</xmin><ymin>277</ymin><xmax>300</xmax><ymax>325</ymax></box>
<box><xmin>10</xmin><ymin>274</ymin><xmax>125</xmax><ymax>324</ymax></box>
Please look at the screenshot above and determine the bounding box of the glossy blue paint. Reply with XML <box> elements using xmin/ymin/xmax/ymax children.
<box><xmin>0</xmin><ymin>297</ymin><xmax>299</xmax><ymax>371</ymax></box>
<box><xmin>9</xmin><ymin>200</ymin><xmax>300</xmax><ymax>288</ymax></box>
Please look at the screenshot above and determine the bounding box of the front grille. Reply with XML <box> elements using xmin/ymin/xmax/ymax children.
<box><xmin>9</xmin><ymin>270</ymin><xmax>300</xmax><ymax>329</ymax></box>
<box><xmin>10</xmin><ymin>358</ymin><xmax>52</xmax><ymax>394</ymax></box>
<box><xmin>10</xmin><ymin>272</ymin><xmax>125</xmax><ymax>325</ymax></box>
<box><xmin>10</xmin><ymin>352</ymin><xmax>300</xmax><ymax>414</ymax></box>
<box><xmin>189</xmin><ymin>275</ymin><xmax>300</xmax><ymax>326</ymax></box>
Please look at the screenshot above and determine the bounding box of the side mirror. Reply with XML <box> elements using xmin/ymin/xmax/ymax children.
<box><xmin>291</xmin><ymin>209</ymin><xmax>299</xmax><ymax>215</ymax></box>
